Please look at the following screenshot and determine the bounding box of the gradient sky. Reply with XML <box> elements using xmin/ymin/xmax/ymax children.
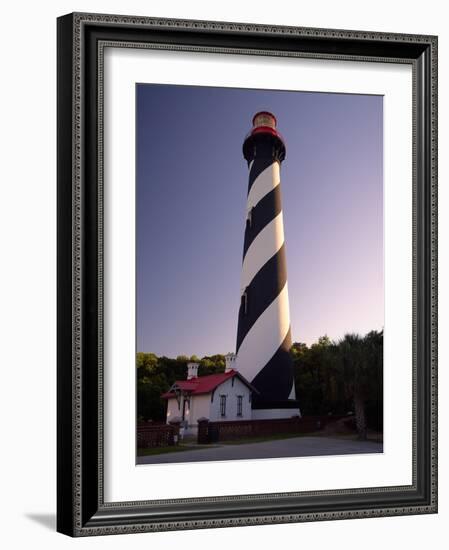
<box><xmin>136</xmin><ymin>84</ymin><xmax>383</xmax><ymax>357</ymax></box>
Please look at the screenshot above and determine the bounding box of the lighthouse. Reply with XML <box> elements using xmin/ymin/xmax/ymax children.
<box><xmin>236</xmin><ymin>112</ymin><xmax>301</xmax><ymax>419</ymax></box>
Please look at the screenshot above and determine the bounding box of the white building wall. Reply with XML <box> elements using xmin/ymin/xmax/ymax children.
<box><xmin>165</xmin><ymin>393</ymin><xmax>215</xmax><ymax>434</ymax></box>
<box><xmin>188</xmin><ymin>394</ymin><xmax>210</xmax><ymax>426</ymax></box>
<box><xmin>166</xmin><ymin>397</ymin><xmax>181</xmax><ymax>423</ymax></box>
<box><xmin>209</xmin><ymin>377</ymin><xmax>252</xmax><ymax>422</ymax></box>
<box><xmin>165</xmin><ymin>377</ymin><xmax>253</xmax><ymax>433</ymax></box>
<box><xmin>251</xmin><ymin>408</ymin><xmax>301</xmax><ymax>420</ymax></box>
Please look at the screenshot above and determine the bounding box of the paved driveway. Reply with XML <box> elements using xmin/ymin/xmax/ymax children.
<box><xmin>137</xmin><ymin>436</ymin><xmax>382</xmax><ymax>465</ymax></box>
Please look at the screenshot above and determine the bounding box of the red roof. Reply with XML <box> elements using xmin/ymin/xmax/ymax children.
<box><xmin>161</xmin><ymin>370</ymin><xmax>257</xmax><ymax>399</ymax></box>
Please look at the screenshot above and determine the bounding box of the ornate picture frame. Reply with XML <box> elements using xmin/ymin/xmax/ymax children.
<box><xmin>57</xmin><ymin>12</ymin><xmax>437</xmax><ymax>536</ymax></box>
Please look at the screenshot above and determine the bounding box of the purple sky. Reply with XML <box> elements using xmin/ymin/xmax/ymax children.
<box><xmin>136</xmin><ymin>84</ymin><xmax>383</xmax><ymax>356</ymax></box>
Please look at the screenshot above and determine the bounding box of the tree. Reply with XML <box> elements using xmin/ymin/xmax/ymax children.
<box><xmin>291</xmin><ymin>337</ymin><xmax>349</xmax><ymax>416</ymax></box>
<box><xmin>338</xmin><ymin>334</ymin><xmax>366</xmax><ymax>439</ymax></box>
<box><xmin>137</xmin><ymin>372</ymin><xmax>168</xmax><ymax>421</ymax></box>
<box><xmin>198</xmin><ymin>355</ymin><xmax>225</xmax><ymax>376</ymax></box>
<box><xmin>337</xmin><ymin>331</ymin><xmax>383</xmax><ymax>440</ymax></box>
<box><xmin>362</xmin><ymin>330</ymin><xmax>383</xmax><ymax>432</ymax></box>
<box><xmin>136</xmin><ymin>352</ymin><xmax>227</xmax><ymax>421</ymax></box>
<box><xmin>290</xmin><ymin>342</ymin><xmax>308</xmax><ymax>359</ymax></box>
<box><xmin>291</xmin><ymin>331</ymin><xmax>383</xmax><ymax>436</ymax></box>
<box><xmin>136</xmin><ymin>334</ymin><xmax>383</xmax><ymax>431</ymax></box>
<box><xmin>136</xmin><ymin>352</ymin><xmax>158</xmax><ymax>380</ymax></box>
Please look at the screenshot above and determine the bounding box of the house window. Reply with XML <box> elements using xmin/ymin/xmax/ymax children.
<box><xmin>220</xmin><ymin>395</ymin><xmax>227</xmax><ymax>417</ymax></box>
<box><xmin>237</xmin><ymin>396</ymin><xmax>243</xmax><ymax>417</ymax></box>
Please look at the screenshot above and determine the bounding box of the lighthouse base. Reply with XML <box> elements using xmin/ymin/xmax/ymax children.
<box><xmin>251</xmin><ymin>399</ymin><xmax>301</xmax><ymax>420</ymax></box>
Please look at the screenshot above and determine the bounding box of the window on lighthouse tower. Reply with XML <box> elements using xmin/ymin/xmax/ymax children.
<box><xmin>241</xmin><ymin>288</ymin><xmax>248</xmax><ymax>315</ymax></box>
<box><xmin>246</xmin><ymin>207</ymin><xmax>254</xmax><ymax>228</ymax></box>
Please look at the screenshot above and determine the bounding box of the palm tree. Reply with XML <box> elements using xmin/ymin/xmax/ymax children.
<box><xmin>338</xmin><ymin>333</ymin><xmax>368</xmax><ymax>440</ymax></box>
<box><xmin>338</xmin><ymin>331</ymin><xmax>383</xmax><ymax>440</ymax></box>
<box><xmin>291</xmin><ymin>332</ymin><xmax>383</xmax><ymax>425</ymax></box>
<box><xmin>362</xmin><ymin>330</ymin><xmax>384</xmax><ymax>433</ymax></box>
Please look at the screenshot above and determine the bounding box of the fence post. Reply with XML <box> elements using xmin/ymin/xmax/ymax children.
<box><xmin>168</xmin><ymin>419</ymin><xmax>182</xmax><ymax>445</ymax></box>
<box><xmin>197</xmin><ymin>418</ymin><xmax>210</xmax><ymax>444</ymax></box>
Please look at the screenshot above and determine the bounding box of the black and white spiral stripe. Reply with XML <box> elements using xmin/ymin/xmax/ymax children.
<box><xmin>236</xmin><ymin>157</ymin><xmax>296</xmax><ymax>405</ymax></box>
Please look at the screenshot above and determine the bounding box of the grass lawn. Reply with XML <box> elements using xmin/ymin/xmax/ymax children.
<box><xmin>137</xmin><ymin>444</ymin><xmax>212</xmax><ymax>457</ymax></box>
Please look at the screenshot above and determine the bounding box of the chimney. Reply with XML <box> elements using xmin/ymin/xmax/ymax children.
<box><xmin>225</xmin><ymin>353</ymin><xmax>237</xmax><ymax>373</ymax></box>
<box><xmin>187</xmin><ymin>362</ymin><xmax>199</xmax><ymax>380</ymax></box>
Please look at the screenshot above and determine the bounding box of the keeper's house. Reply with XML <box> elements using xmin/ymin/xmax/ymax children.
<box><xmin>161</xmin><ymin>355</ymin><xmax>257</xmax><ymax>435</ymax></box>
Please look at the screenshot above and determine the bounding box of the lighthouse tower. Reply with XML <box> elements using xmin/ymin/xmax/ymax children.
<box><xmin>236</xmin><ymin>112</ymin><xmax>300</xmax><ymax>419</ymax></box>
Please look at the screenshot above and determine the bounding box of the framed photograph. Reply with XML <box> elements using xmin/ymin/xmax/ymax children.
<box><xmin>57</xmin><ymin>12</ymin><xmax>438</xmax><ymax>536</ymax></box>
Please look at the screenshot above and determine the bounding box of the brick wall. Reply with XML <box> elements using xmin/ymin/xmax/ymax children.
<box><xmin>197</xmin><ymin>415</ymin><xmax>349</xmax><ymax>444</ymax></box>
<box><xmin>137</xmin><ymin>422</ymin><xmax>180</xmax><ymax>448</ymax></box>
